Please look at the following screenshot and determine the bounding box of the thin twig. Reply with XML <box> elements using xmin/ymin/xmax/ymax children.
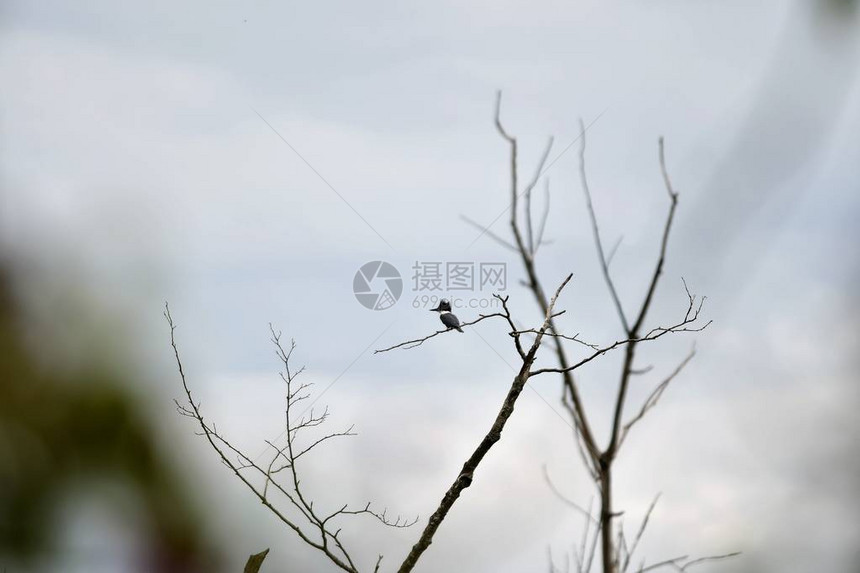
<box><xmin>527</xmin><ymin>296</ymin><xmax>708</xmax><ymax>377</ymax></box>
<box><xmin>535</xmin><ymin>178</ymin><xmax>552</xmax><ymax>255</ymax></box>
<box><xmin>495</xmin><ymin>93</ymin><xmax>602</xmax><ymax>468</ymax></box>
<box><xmin>543</xmin><ymin>464</ymin><xmax>599</xmax><ymax>525</ymax></box>
<box><xmin>167</xmin><ymin>305</ymin><xmax>415</xmax><ymax>573</ymax></box>
<box><xmin>526</xmin><ymin>137</ymin><xmax>555</xmax><ymax>255</ymax></box>
<box><xmin>622</xmin><ymin>494</ymin><xmax>661</xmax><ymax>573</ymax></box>
<box><xmin>374</xmin><ymin>306</ymin><xmax>509</xmax><ymax>353</ymax></box>
<box><xmin>513</xmin><ymin>329</ymin><xmax>600</xmax><ymax>350</ymax></box>
<box><xmin>679</xmin><ymin>552</ymin><xmax>742</xmax><ymax>571</ymax></box>
<box><xmin>618</xmin><ymin>349</ymin><xmax>696</xmax><ymax>449</ymax></box>
<box><xmin>637</xmin><ymin>551</ymin><xmax>741</xmax><ymax>572</ymax></box>
<box><xmin>579</xmin><ymin>118</ymin><xmax>630</xmax><ymax>333</ymax></box>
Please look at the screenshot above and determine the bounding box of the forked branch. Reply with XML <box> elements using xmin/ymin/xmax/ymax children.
<box><xmin>166</xmin><ymin>304</ymin><xmax>415</xmax><ymax>573</ymax></box>
<box><xmin>375</xmin><ymin>294</ymin><xmax>527</xmax><ymax>358</ymax></box>
<box><xmin>636</xmin><ymin>551</ymin><xmax>742</xmax><ymax>573</ymax></box>
<box><xmin>394</xmin><ymin>274</ymin><xmax>573</xmax><ymax>573</ymax></box>
<box><xmin>478</xmin><ymin>95</ymin><xmax>728</xmax><ymax>573</ymax></box>
<box><xmin>618</xmin><ymin>349</ymin><xmax>696</xmax><ymax>449</ymax></box>
<box><xmin>491</xmin><ymin>92</ymin><xmax>602</xmax><ymax>467</ymax></box>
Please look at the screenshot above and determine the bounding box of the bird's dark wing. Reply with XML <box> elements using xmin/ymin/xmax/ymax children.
<box><xmin>440</xmin><ymin>313</ymin><xmax>463</xmax><ymax>332</ymax></box>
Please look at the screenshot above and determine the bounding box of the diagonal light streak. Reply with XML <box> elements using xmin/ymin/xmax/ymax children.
<box><xmin>252</xmin><ymin>107</ymin><xmax>395</xmax><ymax>250</ymax></box>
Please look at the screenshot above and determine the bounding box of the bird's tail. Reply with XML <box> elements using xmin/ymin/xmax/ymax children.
<box><xmin>456</xmin><ymin>326</ymin><xmax>464</xmax><ymax>333</ymax></box>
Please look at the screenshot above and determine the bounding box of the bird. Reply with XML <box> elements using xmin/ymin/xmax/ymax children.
<box><xmin>430</xmin><ymin>299</ymin><xmax>463</xmax><ymax>333</ymax></box>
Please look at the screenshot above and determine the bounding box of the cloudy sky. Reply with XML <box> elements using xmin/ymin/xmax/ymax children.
<box><xmin>2</xmin><ymin>1</ymin><xmax>859</xmax><ymax>571</ymax></box>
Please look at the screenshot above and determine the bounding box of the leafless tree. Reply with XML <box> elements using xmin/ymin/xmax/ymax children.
<box><xmin>165</xmin><ymin>94</ymin><xmax>733</xmax><ymax>572</ymax></box>
<box><xmin>165</xmin><ymin>308</ymin><xmax>416</xmax><ymax>573</ymax></box>
<box><xmin>474</xmin><ymin>92</ymin><xmax>738</xmax><ymax>572</ymax></box>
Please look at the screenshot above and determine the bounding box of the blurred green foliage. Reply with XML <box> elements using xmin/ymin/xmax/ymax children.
<box><xmin>0</xmin><ymin>266</ymin><xmax>216</xmax><ymax>572</ymax></box>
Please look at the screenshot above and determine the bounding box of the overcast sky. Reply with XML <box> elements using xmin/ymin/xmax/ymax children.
<box><xmin>2</xmin><ymin>1</ymin><xmax>859</xmax><ymax>572</ymax></box>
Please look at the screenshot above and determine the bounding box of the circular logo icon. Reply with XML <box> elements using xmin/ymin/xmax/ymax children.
<box><xmin>353</xmin><ymin>261</ymin><xmax>403</xmax><ymax>310</ymax></box>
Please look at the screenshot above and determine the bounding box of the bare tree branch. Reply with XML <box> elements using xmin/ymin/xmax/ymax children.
<box><xmin>637</xmin><ymin>551</ymin><xmax>742</xmax><ymax>572</ymax></box>
<box><xmin>535</xmin><ymin>178</ymin><xmax>553</xmax><ymax>255</ymax></box>
<box><xmin>622</xmin><ymin>494</ymin><xmax>661</xmax><ymax>573</ymax></box>
<box><xmin>606</xmin><ymin>235</ymin><xmax>624</xmax><ymax>268</ymax></box>
<box><xmin>483</xmin><ymin>107</ymin><xmax>726</xmax><ymax>573</ymax></box>
<box><xmin>395</xmin><ymin>274</ymin><xmax>573</xmax><ymax>573</ymax></box>
<box><xmin>167</xmin><ymin>304</ymin><xmax>356</xmax><ymax>571</ymax></box>
<box><xmin>493</xmin><ymin>91</ymin><xmax>603</xmax><ymax>469</ymax></box>
<box><xmin>374</xmin><ymin>294</ymin><xmax>521</xmax><ymax>354</ymax></box>
<box><xmin>513</xmin><ymin>329</ymin><xmax>600</xmax><ymax>350</ymax></box>
<box><xmin>578</xmin><ymin>118</ymin><xmax>630</xmax><ymax>333</ymax></box>
<box><xmin>581</xmin><ymin>497</ymin><xmax>601</xmax><ymax>573</ymax></box>
<box><xmin>528</xmin><ymin>296</ymin><xmax>708</xmax><ymax>377</ymax></box>
<box><xmin>175</xmin><ymin>96</ymin><xmax>733</xmax><ymax>573</ymax></box>
<box><xmin>604</xmin><ymin>135</ymin><xmax>682</xmax><ymax>469</ymax></box>
<box><xmin>658</xmin><ymin>137</ymin><xmax>678</xmax><ymax>201</ymax></box>
<box><xmin>526</xmin><ymin>137</ymin><xmax>555</xmax><ymax>255</ymax></box>
<box><xmin>543</xmin><ymin>464</ymin><xmax>599</xmax><ymax>525</ymax></box>
<box><xmin>618</xmin><ymin>349</ymin><xmax>696</xmax><ymax>449</ymax></box>
<box><xmin>637</xmin><ymin>555</ymin><xmax>689</xmax><ymax>573</ymax></box>
<box><xmin>166</xmin><ymin>305</ymin><xmax>415</xmax><ymax>573</ymax></box>
<box><xmin>576</xmin><ymin>132</ymin><xmax>690</xmax><ymax>569</ymax></box>
<box><xmin>677</xmin><ymin>552</ymin><xmax>742</xmax><ymax>571</ymax></box>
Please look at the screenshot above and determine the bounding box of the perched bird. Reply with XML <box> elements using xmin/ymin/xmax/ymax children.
<box><xmin>431</xmin><ymin>299</ymin><xmax>463</xmax><ymax>333</ymax></box>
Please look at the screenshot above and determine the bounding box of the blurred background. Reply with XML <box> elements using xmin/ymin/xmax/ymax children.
<box><xmin>1</xmin><ymin>0</ymin><xmax>858</xmax><ymax>571</ymax></box>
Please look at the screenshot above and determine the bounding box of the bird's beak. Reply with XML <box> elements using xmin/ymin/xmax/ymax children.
<box><xmin>430</xmin><ymin>304</ymin><xmax>441</xmax><ymax>312</ymax></box>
